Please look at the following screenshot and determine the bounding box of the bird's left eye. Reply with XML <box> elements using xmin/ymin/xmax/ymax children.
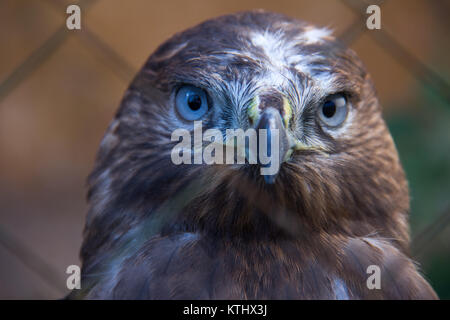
<box><xmin>318</xmin><ymin>94</ymin><xmax>349</xmax><ymax>127</ymax></box>
<box><xmin>175</xmin><ymin>85</ymin><xmax>209</xmax><ymax>121</ymax></box>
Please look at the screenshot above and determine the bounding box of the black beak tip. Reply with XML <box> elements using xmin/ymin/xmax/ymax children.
<box><xmin>263</xmin><ymin>174</ymin><xmax>277</xmax><ymax>184</ymax></box>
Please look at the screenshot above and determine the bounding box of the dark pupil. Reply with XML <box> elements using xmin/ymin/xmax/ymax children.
<box><xmin>322</xmin><ymin>101</ymin><xmax>336</xmax><ymax>118</ymax></box>
<box><xmin>187</xmin><ymin>94</ymin><xmax>202</xmax><ymax>111</ymax></box>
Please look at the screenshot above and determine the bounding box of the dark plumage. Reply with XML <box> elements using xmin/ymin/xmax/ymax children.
<box><xmin>71</xmin><ymin>11</ymin><xmax>437</xmax><ymax>299</ymax></box>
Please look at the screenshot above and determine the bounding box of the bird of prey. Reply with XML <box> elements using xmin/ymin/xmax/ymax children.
<box><xmin>71</xmin><ymin>10</ymin><xmax>437</xmax><ymax>299</ymax></box>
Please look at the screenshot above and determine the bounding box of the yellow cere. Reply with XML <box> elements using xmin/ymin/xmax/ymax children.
<box><xmin>282</xmin><ymin>97</ymin><xmax>293</xmax><ymax>127</ymax></box>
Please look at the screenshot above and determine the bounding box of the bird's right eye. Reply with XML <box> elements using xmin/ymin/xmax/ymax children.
<box><xmin>175</xmin><ymin>85</ymin><xmax>209</xmax><ymax>121</ymax></box>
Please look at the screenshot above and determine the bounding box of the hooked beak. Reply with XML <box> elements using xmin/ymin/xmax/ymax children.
<box><xmin>255</xmin><ymin>107</ymin><xmax>291</xmax><ymax>184</ymax></box>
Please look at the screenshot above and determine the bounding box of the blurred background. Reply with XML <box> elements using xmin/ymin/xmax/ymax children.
<box><xmin>0</xmin><ymin>0</ymin><xmax>449</xmax><ymax>299</ymax></box>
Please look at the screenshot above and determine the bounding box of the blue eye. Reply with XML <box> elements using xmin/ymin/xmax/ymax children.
<box><xmin>318</xmin><ymin>94</ymin><xmax>349</xmax><ymax>127</ymax></box>
<box><xmin>175</xmin><ymin>85</ymin><xmax>209</xmax><ymax>120</ymax></box>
